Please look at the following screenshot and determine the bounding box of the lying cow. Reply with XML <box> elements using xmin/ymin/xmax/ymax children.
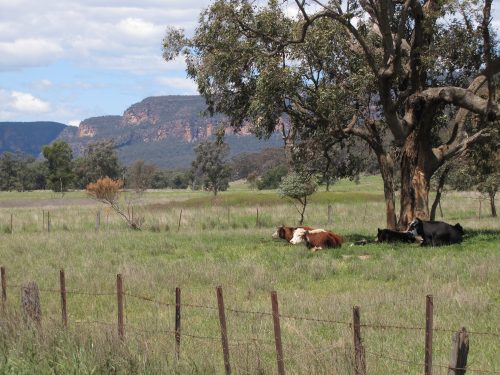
<box><xmin>290</xmin><ymin>228</ymin><xmax>343</xmax><ymax>251</ymax></box>
<box><xmin>376</xmin><ymin>228</ymin><xmax>415</xmax><ymax>243</ymax></box>
<box><xmin>407</xmin><ymin>218</ymin><xmax>464</xmax><ymax>246</ymax></box>
<box><xmin>272</xmin><ymin>225</ymin><xmax>314</xmax><ymax>242</ymax></box>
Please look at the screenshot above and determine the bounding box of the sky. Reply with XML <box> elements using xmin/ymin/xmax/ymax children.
<box><xmin>0</xmin><ymin>0</ymin><xmax>499</xmax><ymax>126</ymax></box>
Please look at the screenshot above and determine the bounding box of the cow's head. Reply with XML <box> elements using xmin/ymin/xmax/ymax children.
<box><xmin>290</xmin><ymin>228</ymin><xmax>307</xmax><ymax>244</ymax></box>
<box><xmin>407</xmin><ymin>218</ymin><xmax>423</xmax><ymax>236</ymax></box>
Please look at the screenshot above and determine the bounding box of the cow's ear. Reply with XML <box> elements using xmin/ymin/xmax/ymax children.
<box><xmin>377</xmin><ymin>228</ymin><xmax>381</xmax><ymax>233</ymax></box>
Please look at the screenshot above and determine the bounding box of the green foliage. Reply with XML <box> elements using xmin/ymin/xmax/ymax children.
<box><xmin>0</xmin><ymin>152</ymin><xmax>48</xmax><ymax>191</ymax></box>
<box><xmin>126</xmin><ymin>160</ymin><xmax>156</xmax><ymax>192</ymax></box>
<box><xmin>278</xmin><ymin>172</ymin><xmax>317</xmax><ymax>224</ymax></box>
<box><xmin>74</xmin><ymin>141</ymin><xmax>122</xmax><ymax>188</ymax></box>
<box><xmin>42</xmin><ymin>141</ymin><xmax>74</xmax><ymax>192</ymax></box>
<box><xmin>191</xmin><ymin>140</ymin><xmax>232</xmax><ymax>195</ymax></box>
<box><xmin>256</xmin><ymin>165</ymin><xmax>287</xmax><ymax>190</ymax></box>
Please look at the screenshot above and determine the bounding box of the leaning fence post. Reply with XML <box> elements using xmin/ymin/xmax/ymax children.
<box><xmin>95</xmin><ymin>211</ymin><xmax>100</xmax><ymax>232</ymax></box>
<box><xmin>447</xmin><ymin>327</ymin><xmax>469</xmax><ymax>375</ymax></box>
<box><xmin>177</xmin><ymin>209</ymin><xmax>183</xmax><ymax>232</ymax></box>
<box><xmin>1</xmin><ymin>266</ymin><xmax>6</xmax><ymax>309</ymax></box>
<box><xmin>116</xmin><ymin>274</ymin><xmax>124</xmax><ymax>340</ymax></box>
<box><xmin>216</xmin><ymin>286</ymin><xmax>231</xmax><ymax>375</ymax></box>
<box><xmin>175</xmin><ymin>287</ymin><xmax>181</xmax><ymax>361</ymax></box>
<box><xmin>425</xmin><ymin>295</ymin><xmax>434</xmax><ymax>375</ymax></box>
<box><xmin>60</xmin><ymin>269</ymin><xmax>67</xmax><ymax>328</ymax></box>
<box><xmin>353</xmin><ymin>306</ymin><xmax>366</xmax><ymax>375</ymax></box>
<box><xmin>271</xmin><ymin>291</ymin><xmax>285</xmax><ymax>375</ymax></box>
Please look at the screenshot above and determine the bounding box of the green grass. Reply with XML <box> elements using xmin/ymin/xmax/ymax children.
<box><xmin>0</xmin><ymin>176</ymin><xmax>498</xmax><ymax>374</ymax></box>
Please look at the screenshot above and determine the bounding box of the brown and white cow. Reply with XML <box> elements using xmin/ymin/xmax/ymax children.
<box><xmin>272</xmin><ymin>225</ymin><xmax>314</xmax><ymax>242</ymax></box>
<box><xmin>290</xmin><ymin>227</ymin><xmax>343</xmax><ymax>251</ymax></box>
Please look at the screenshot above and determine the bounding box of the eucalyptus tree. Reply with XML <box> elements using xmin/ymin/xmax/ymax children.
<box><xmin>164</xmin><ymin>0</ymin><xmax>499</xmax><ymax>228</ymax></box>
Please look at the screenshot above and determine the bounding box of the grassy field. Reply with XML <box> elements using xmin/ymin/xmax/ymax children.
<box><xmin>0</xmin><ymin>176</ymin><xmax>498</xmax><ymax>374</ymax></box>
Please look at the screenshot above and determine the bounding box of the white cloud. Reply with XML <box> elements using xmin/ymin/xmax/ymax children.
<box><xmin>157</xmin><ymin>76</ymin><xmax>198</xmax><ymax>94</ymax></box>
<box><xmin>32</xmin><ymin>79</ymin><xmax>53</xmax><ymax>90</ymax></box>
<box><xmin>117</xmin><ymin>17</ymin><xmax>163</xmax><ymax>40</ymax></box>
<box><xmin>68</xmin><ymin>120</ymin><xmax>81</xmax><ymax>127</ymax></box>
<box><xmin>0</xmin><ymin>39</ymin><xmax>64</xmax><ymax>70</ymax></box>
<box><xmin>0</xmin><ymin>89</ymin><xmax>51</xmax><ymax>120</ymax></box>
<box><xmin>11</xmin><ymin>91</ymin><xmax>51</xmax><ymax>113</ymax></box>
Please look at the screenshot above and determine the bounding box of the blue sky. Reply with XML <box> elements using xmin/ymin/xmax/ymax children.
<box><xmin>0</xmin><ymin>0</ymin><xmax>498</xmax><ymax>126</ymax></box>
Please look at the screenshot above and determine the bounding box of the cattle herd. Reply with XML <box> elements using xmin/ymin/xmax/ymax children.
<box><xmin>272</xmin><ymin>218</ymin><xmax>465</xmax><ymax>251</ymax></box>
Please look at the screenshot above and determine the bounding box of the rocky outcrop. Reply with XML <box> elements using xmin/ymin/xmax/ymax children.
<box><xmin>57</xmin><ymin>95</ymin><xmax>282</xmax><ymax>168</ymax></box>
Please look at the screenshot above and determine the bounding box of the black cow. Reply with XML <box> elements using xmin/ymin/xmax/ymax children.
<box><xmin>376</xmin><ymin>228</ymin><xmax>415</xmax><ymax>243</ymax></box>
<box><xmin>408</xmin><ymin>218</ymin><xmax>464</xmax><ymax>246</ymax></box>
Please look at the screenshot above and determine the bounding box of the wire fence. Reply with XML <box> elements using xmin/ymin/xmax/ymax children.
<box><xmin>1</xmin><ymin>267</ymin><xmax>499</xmax><ymax>375</ymax></box>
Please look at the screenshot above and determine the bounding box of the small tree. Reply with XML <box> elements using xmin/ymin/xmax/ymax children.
<box><xmin>278</xmin><ymin>172</ymin><xmax>317</xmax><ymax>225</ymax></box>
<box><xmin>86</xmin><ymin>177</ymin><xmax>142</xmax><ymax>230</ymax></box>
<box><xmin>42</xmin><ymin>141</ymin><xmax>74</xmax><ymax>193</ymax></box>
<box><xmin>74</xmin><ymin>141</ymin><xmax>121</xmax><ymax>188</ymax></box>
<box><xmin>191</xmin><ymin>141</ymin><xmax>231</xmax><ymax>196</ymax></box>
<box><xmin>127</xmin><ymin>160</ymin><xmax>156</xmax><ymax>193</ymax></box>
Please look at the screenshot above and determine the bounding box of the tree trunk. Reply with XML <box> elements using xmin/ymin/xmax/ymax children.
<box><xmin>298</xmin><ymin>196</ymin><xmax>307</xmax><ymax>225</ymax></box>
<box><xmin>399</xmin><ymin>131</ymin><xmax>437</xmax><ymax>229</ymax></box>
<box><xmin>430</xmin><ymin>165</ymin><xmax>451</xmax><ymax>221</ymax></box>
<box><xmin>489</xmin><ymin>191</ymin><xmax>497</xmax><ymax>217</ymax></box>
<box><xmin>378</xmin><ymin>153</ymin><xmax>397</xmax><ymax>230</ymax></box>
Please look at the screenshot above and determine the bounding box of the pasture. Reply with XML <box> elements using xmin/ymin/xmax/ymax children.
<box><xmin>0</xmin><ymin>176</ymin><xmax>498</xmax><ymax>374</ymax></box>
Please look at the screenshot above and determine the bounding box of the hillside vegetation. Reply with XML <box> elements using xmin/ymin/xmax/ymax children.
<box><xmin>0</xmin><ymin>176</ymin><xmax>498</xmax><ymax>374</ymax></box>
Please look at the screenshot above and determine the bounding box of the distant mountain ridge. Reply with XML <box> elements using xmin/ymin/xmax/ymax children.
<box><xmin>0</xmin><ymin>122</ymin><xmax>68</xmax><ymax>156</ymax></box>
<box><xmin>1</xmin><ymin>96</ymin><xmax>283</xmax><ymax>168</ymax></box>
<box><xmin>58</xmin><ymin>95</ymin><xmax>283</xmax><ymax>168</ymax></box>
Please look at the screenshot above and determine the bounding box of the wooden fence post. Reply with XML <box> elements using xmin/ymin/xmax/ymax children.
<box><xmin>116</xmin><ymin>274</ymin><xmax>124</xmax><ymax>340</ymax></box>
<box><xmin>1</xmin><ymin>267</ymin><xmax>6</xmax><ymax>308</ymax></box>
<box><xmin>95</xmin><ymin>211</ymin><xmax>100</xmax><ymax>232</ymax></box>
<box><xmin>47</xmin><ymin>211</ymin><xmax>51</xmax><ymax>233</ymax></box>
<box><xmin>60</xmin><ymin>269</ymin><xmax>67</xmax><ymax>328</ymax></box>
<box><xmin>42</xmin><ymin>210</ymin><xmax>45</xmax><ymax>232</ymax></box>
<box><xmin>177</xmin><ymin>209</ymin><xmax>183</xmax><ymax>232</ymax></box>
<box><xmin>328</xmin><ymin>204</ymin><xmax>333</xmax><ymax>225</ymax></box>
<box><xmin>271</xmin><ymin>291</ymin><xmax>285</xmax><ymax>375</ymax></box>
<box><xmin>175</xmin><ymin>287</ymin><xmax>181</xmax><ymax>361</ymax></box>
<box><xmin>447</xmin><ymin>327</ymin><xmax>469</xmax><ymax>375</ymax></box>
<box><xmin>256</xmin><ymin>208</ymin><xmax>259</xmax><ymax>227</ymax></box>
<box><xmin>353</xmin><ymin>306</ymin><xmax>366</xmax><ymax>375</ymax></box>
<box><xmin>425</xmin><ymin>295</ymin><xmax>434</xmax><ymax>375</ymax></box>
<box><xmin>216</xmin><ymin>286</ymin><xmax>231</xmax><ymax>375</ymax></box>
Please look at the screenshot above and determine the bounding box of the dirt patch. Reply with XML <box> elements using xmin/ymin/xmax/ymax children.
<box><xmin>0</xmin><ymin>198</ymin><xmax>97</xmax><ymax>209</ymax></box>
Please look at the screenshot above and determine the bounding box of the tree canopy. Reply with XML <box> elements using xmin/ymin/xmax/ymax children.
<box><xmin>164</xmin><ymin>0</ymin><xmax>499</xmax><ymax>228</ymax></box>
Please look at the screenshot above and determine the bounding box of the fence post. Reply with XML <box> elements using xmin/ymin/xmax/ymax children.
<box><xmin>47</xmin><ymin>211</ymin><xmax>51</xmax><ymax>233</ymax></box>
<box><xmin>42</xmin><ymin>210</ymin><xmax>45</xmax><ymax>232</ymax></box>
<box><xmin>216</xmin><ymin>286</ymin><xmax>231</xmax><ymax>375</ymax></box>
<box><xmin>425</xmin><ymin>295</ymin><xmax>434</xmax><ymax>375</ymax></box>
<box><xmin>175</xmin><ymin>287</ymin><xmax>181</xmax><ymax>361</ymax></box>
<box><xmin>96</xmin><ymin>211</ymin><xmax>100</xmax><ymax>232</ymax></box>
<box><xmin>1</xmin><ymin>266</ymin><xmax>6</xmax><ymax>309</ymax></box>
<box><xmin>447</xmin><ymin>327</ymin><xmax>469</xmax><ymax>375</ymax></box>
<box><xmin>10</xmin><ymin>213</ymin><xmax>13</xmax><ymax>234</ymax></box>
<box><xmin>353</xmin><ymin>306</ymin><xmax>366</xmax><ymax>375</ymax></box>
<box><xmin>328</xmin><ymin>204</ymin><xmax>333</xmax><ymax>225</ymax></box>
<box><xmin>256</xmin><ymin>208</ymin><xmax>259</xmax><ymax>227</ymax></box>
<box><xmin>177</xmin><ymin>209</ymin><xmax>183</xmax><ymax>232</ymax></box>
<box><xmin>116</xmin><ymin>274</ymin><xmax>124</xmax><ymax>340</ymax></box>
<box><xmin>60</xmin><ymin>269</ymin><xmax>67</xmax><ymax>328</ymax></box>
<box><xmin>271</xmin><ymin>291</ymin><xmax>285</xmax><ymax>375</ymax></box>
